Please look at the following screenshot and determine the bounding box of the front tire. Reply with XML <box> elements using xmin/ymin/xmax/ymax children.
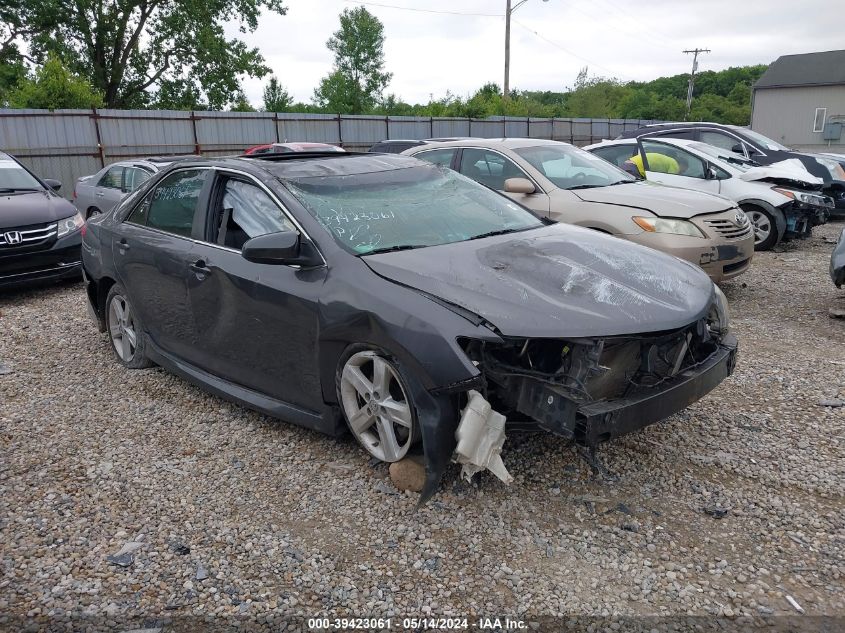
<box><xmin>337</xmin><ymin>348</ymin><xmax>418</xmax><ymax>463</ymax></box>
<box><xmin>742</xmin><ymin>204</ymin><xmax>779</xmax><ymax>251</ymax></box>
<box><xmin>105</xmin><ymin>284</ymin><xmax>152</xmax><ymax>369</ymax></box>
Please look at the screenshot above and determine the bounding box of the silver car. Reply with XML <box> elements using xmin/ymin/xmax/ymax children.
<box><xmin>73</xmin><ymin>157</ymin><xmax>182</xmax><ymax>219</ymax></box>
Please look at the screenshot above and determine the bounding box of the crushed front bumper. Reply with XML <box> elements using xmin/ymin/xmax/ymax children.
<box><xmin>517</xmin><ymin>334</ymin><xmax>738</xmax><ymax>447</ymax></box>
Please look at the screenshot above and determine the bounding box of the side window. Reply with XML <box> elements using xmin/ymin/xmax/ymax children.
<box><xmin>98</xmin><ymin>166</ymin><xmax>123</xmax><ymax>189</ymax></box>
<box><xmin>641</xmin><ymin>141</ymin><xmax>707</xmax><ymax>178</ymax></box>
<box><xmin>414</xmin><ymin>148</ymin><xmax>456</xmax><ymax>167</ymax></box>
<box><xmin>126</xmin><ymin>169</ymin><xmax>207</xmax><ymax>238</ymax></box>
<box><xmin>591</xmin><ymin>145</ymin><xmax>637</xmax><ymax>168</ymax></box>
<box><xmin>459</xmin><ymin>148</ymin><xmax>527</xmax><ymax>190</ymax></box>
<box><xmin>215</xmin><ymin>178</ymin><xmax>295</xmax><ymax>250</ymax></box>
<box><xmin>653</xmin><ymin>129</ymin><xmax>696</xmax><ymax>140</ymax></box>
<box><xmin>700</xmin><ymin>131</ymin><xmax>743</xmax><ymax>154</ymax></box>
<box><xmin>124</xmin><ymin>167</ymin><xmax>151</xmax><ymax>193</ymax></box>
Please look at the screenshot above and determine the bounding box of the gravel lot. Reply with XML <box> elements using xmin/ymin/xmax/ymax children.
<box><xmin>1</xmin><ymin>222</ymin><xmax>844</xmax><ymax>632</ymax></box>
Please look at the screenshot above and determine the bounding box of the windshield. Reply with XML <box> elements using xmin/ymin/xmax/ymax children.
<box><xmin>286</xmin><ymin>164</ymin><xmax>543</xmax><ymax>255</ymax></box>
<box><xmin>815</xmin><ymin>155</ymin><xmax>845</xmax><ymax>181</ymax></box>
<box><xmin>735</xmin><ymin>128</ymin><xmax>790</xmax><ymax>152</ymax></box>
<box><xmin>513</xmin><ymin>144</ymin><xmax>634</xmax><ymax>189</ymax></box>
<box><xmin>0</xmin><ymin>157</ymin><xmax>44</xmax><ymax>191</ymax></box>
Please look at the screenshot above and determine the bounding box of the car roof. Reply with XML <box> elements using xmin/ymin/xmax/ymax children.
<box><xmin>410</xmin><ymin>137</ymin><xmax>568</xmax><ymax>150</ymax></box>
<box><xmin>177</xmin><ymin>152</ymin><xmax>427</xmax><ymax>180</ymax></box>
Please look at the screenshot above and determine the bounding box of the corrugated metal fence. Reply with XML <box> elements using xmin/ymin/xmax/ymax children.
<box><xmin>0</xmin><ymin>108</ymin><xmax>667</xmax><ymax>196</ymax></box>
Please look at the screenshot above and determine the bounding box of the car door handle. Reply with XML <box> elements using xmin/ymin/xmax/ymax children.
<box><xmin>118</xmin><ymin>238</ymin><xmax>130</xmax><ymax>252</ymax></box>
<box><xmin>190</xmin><ymin>259</ymin><xmax>211</xmax><ymax>277</ymax></box>
<box><xmin>95</xmin><ymin>191</ymin><xmax>105</xmax><ymax>197</ymax></box>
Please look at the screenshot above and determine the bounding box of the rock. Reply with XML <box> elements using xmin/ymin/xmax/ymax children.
<box><xmin>829</xmin><ymin>307</ymin><xmax>845</xmax><ymax>319</ymax></box>
<box><xmin>106</xmin><ymin>553</ymin><xmax>134</xmax><ymax>568</ymax></box>
<box><xmin>195</xmin><ymin>564</ymin><xmax>208</xmax><ymax>581</ymax></box>
<box><xmin>0</xmin><ymin>362</ymin><xmax>12</xmax><ymax>375</ymax></box>
<box><xmin>703</xmin><ymin>505</ymin><xmax>729</xmax><ymax>519</ymax></box>
<box><xmin>388</xmin><ymin>456</ymin><xmax>426</xmax><ymax>492</ymax></box>
<box><xmin>374</xmin><ymin>480</ymin><xmax>400</xmax><ymax>495</ymax></box>
<box><xmin>818</xmin><ymin>398</ymin><xmax>844</xmax><ymax>407</ymax></box>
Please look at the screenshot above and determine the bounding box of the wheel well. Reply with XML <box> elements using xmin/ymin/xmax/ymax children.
<box><xmin>86</xmin><ymin>206</ymin><xmax>100</xmax><ymax>218</ymax></box>
<box><xmin>97</xmin><ymin>277</ymin><xmax>117</xmax><ymax>318</ymax></box>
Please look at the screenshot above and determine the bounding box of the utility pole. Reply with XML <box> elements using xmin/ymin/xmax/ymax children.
<box><xmin>504</xmin><ymin>0</ymin><xmax>547</xmax><ymax>99</ymax></box>
<box><xmin>683</xmin><ymin>48</ymin><xmax>710</xmax><ymax>120</ymax></box>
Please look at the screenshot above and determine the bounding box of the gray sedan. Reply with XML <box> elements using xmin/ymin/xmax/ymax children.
<box><xmin>74</xmin><ymin>157</ymin><xmax>183</xmax><ymax>219</ymax></box>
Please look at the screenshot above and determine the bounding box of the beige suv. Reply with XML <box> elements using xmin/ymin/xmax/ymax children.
<box><xmin>402</xmin><ymin>138</ymin><xmax>754</xmax><ymax>283</ymax></box>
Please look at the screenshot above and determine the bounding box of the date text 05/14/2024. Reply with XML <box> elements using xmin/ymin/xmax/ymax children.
<box><xmin>307</xmin><ymin>617</ymin><xmax>528</xmax><ymax>630</ymax></box>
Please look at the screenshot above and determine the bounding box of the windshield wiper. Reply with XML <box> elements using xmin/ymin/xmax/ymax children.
<box><xmin>466</xmin><ymin>228</ymin><xmax>525</xmax><ymax>241</ymax></box>
<box><xmin>565</xmin><ymin>184</ymin><xmax>602</xmax><ymax>190</ymax></box>
<box><xmin>360</xmin><ymin>244</ymin><xmax>426</xmax><ymax>256</ymax></box>
<box><xmin>0</xmin><ymin>187</ymin><xmax>40</xmax><ymax>194</ymax></box>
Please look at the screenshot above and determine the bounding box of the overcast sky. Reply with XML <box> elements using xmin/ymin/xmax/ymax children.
<box><xmin>233</xmin><ymin>0</ymin><xmax>843</xmax><ymax>106</ymax></box>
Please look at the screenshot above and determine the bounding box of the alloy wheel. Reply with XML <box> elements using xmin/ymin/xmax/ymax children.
<box><xmin>340</xmin><ymin>351</ymin><xmax>414</xmax><ymax>462</ymax></box>
<box><xmin>108</xmin><ymin>294</ymin><xmax>138</xmax><ymax>362</ymax></box>
<box><xmin>746</xmin><ymin>209</ymin><xmax>771</xmax><ymax>245</ymax></box>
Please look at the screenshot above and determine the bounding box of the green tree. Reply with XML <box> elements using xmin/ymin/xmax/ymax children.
<box><xmin>7</xmin><ymin>54</ymin><xmax>103</xmax><ymax>109</ymax></box>
<box><xmin>313</xmin><ymin>7</ymin><xmax>391</xmax><ymax>113</ymax></box>
<box><xmin>11</xmin><ymin>0</ymin><xmax>287</xmax><ymax>109</ymax></box>
<box><xmin>229</xmin><ymin>91</ymin><xmax>255</xmax><ymax>112</ymax></box>
<box><xmin>262</xmin><ymin>76</ymin><xmax>292</xmax><ymax>112</ymax></box>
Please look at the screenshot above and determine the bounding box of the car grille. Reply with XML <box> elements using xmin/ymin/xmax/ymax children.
<box><xmin>0</xmin><ymin>222</ymin><xmax>58</xmax><ymax>248</ymax></box>
<box><xmin>704</xmin><ymin>214</ymin><xmax>752</xmax><ymax>240</ymax></box>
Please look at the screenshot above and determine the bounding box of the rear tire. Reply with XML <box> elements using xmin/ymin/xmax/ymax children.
<box><xmin>742</xmin><ymin>204</ymin><xmax>779</xmax><ymax>251</ymax></box>
<box><xmin>105</xmin><ymin>284</ymin><xmax>152</xmax><ymax>369</ymax></box>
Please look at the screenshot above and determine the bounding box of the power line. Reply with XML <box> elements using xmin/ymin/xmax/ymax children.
<box><xmin>344</xmin><ymin>1</ymin><xmax>503</xmax><ymax>17</ymax></box>
<box><xmin>512</xmin><ymin>18</ymin><xmax>631</xmax><ymax>81</ymax></box>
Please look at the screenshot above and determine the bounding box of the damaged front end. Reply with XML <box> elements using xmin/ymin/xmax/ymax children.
<box><xmin>451</xmin><ymin>289</ymin><xmax>737</xmax><ymax>472</ymax></box>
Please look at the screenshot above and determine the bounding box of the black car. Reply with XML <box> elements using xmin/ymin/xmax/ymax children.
<box><xmin>0</xmin><ymin>152</ymin><xmax>84</xmax><ymax>289</ymax></box>
<box><xmin>82</xmin><ymin>152</ymin><xmax>737</xmax><ymax>501</ymax></box>
<box><xmin>619</xmin><ymin>122</ymin><xmax>835</xmax><ymax>221</ymax></box>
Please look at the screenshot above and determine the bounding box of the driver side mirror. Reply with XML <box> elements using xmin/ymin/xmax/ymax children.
<box><xmin>43</xmin><ymin>178</ymin><xmax>62</xmax><ymax>192</ymax></box>
<box><xmin>241</xmin><ymin>231</ymin><xmax>322</xmax><ymax>267</ymax></box>
<box><xmin>504</xmin><ymin>177</ymin><xmax>535</xmax><ymax>194</ymax></box>
<box><xmin>730</xmin><ymin>143</ymin><xmax>744</xmax><ymax>154</ymax></box>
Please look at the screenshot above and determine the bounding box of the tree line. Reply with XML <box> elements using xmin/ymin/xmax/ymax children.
<box><xmin>1</xmin><ymin>2</ymin><xmax>765</xmax><ymax>125</ymax></box>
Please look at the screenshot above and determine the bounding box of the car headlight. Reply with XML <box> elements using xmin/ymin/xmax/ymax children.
<box><xmin>632</xmin><ymin>216</ymin><xmax>705</xmax><ymax>238</ymax></box>
<box><xmin>57</xmin><ymin>212</ymin><xmax>84</xmax><ymax>237</ymax></box>
<box><xmin>772</xmin><ymin>187</ymin><xmax>826</xmax><ymax>206</ymax></box>
<box><xmin>708</xmin><ymin>284</ymin><xmax>730</xmax><ymax>336</ymax></box>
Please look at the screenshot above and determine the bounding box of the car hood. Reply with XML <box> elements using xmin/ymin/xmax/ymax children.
<box><xmin>565</xmin><ymin>181</ymin><xmax>734</xmax><ymax>218</ymax></box>
<box><xmin>739</xmin><ymin>159</ymin><xmax>824</xmax><ymax>187</ymax></box>
<box><xmin>0</xmin><ymin>190</ymin><xmax>78</xmax><ymax>228</ymax></box>
<box><xmin>363</xmin><ymin>223</ymin><xmax>714</xmax><ymax>338</ymax></box>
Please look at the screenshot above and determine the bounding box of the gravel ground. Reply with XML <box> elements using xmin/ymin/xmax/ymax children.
<box><xmin>1</xmin><ymin>222</ymin><xmax>844</xmax><ymax>632</ymax></box>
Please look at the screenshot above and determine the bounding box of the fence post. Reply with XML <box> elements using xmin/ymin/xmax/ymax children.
<box><xmin>274</xmin><ymin>113</ymin><xmax>280</xmax><ymax>143</ymax></box>
<box><xmin>526</xmin><ymin>117</ymin><xmax>530</xmax><ymax>138</ymax></box>
<box><xmin>337</xmin><ymin>114</ymin><xmax>343</xmax><ymax>148</ymax></box>
<box><xmin>91</xmin><ymin>108</ymin><xmax>105</xmax><ymax>167</ymax></box>
<box><xmin>190</xmin><ymin>111</ymin><xmax>200</xmax><ymax>155</ymax></box>
<box><xmin>430</xmin><ymin>116</ymin><xmax>434</xmax><ymax>138</ymax></box>
<box><xmin>385</xmin><ymin>116</ymin><xmax>389</xmax><ymax>141</ymax></box>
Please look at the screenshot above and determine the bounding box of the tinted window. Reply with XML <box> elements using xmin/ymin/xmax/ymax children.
<box><xmin>414</xmin><ymin>148</ymin><xmax>456</xmax><ymax>167</ymax></box>
<box><xmin>641</xmin><ymin>140</ymin><xmax>707</xmax><ymax>178</ymax></box>
<box><xmin>591</xmin><ymin>145</ymin><xmax>638</xmax><ymax>169</ymax></box>
<box><xmin>653</xmin><ymin>129</ymin><xmax>696</xmax><ymax>140</ymax></box>
<box><xmin>287</xmin><ymin>165</ymin><xmax>542</xmax><ymax>255</ymax></box>
<box><xmin>127</xmin><ymin>169</ymin><xmax>207</xmax><ymax>237</ymax></box>
<box><xmin>215</xmin><ymin>178</ymin><xmax>295</xmax><ymax>250</ymax></box>
<box><xmin>98</xmin><ymin>166</ymin><xmax>123</xmax><ymax>189</ymax></box>
<box><xmin>459</xmin><ymin>148</ymin><xmax>528</xmax><ymax>190</ymax></box>
<box><xmin>700</xmin><ymin>131</ymin><xmax>743</xmax><ymax>153</ymax></box>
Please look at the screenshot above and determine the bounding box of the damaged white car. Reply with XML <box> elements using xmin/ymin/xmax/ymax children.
<box><xmin>587</xmin><ymin>137</ymin><xmax>833</xmax><ymax>250</ymax></box>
